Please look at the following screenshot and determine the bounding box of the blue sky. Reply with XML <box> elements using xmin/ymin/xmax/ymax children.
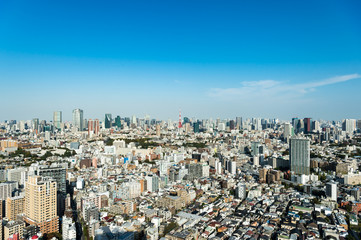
<box><xmin>1</xmin><ymin>0</ymin><xmax>360</xmax><ymax>121</ymax></box>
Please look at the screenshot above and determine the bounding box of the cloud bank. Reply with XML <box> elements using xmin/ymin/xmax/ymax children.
<box><xmin>209</xmin><ymin>74</ymin><xmax>361</xmax><ymax>99</ymax></box>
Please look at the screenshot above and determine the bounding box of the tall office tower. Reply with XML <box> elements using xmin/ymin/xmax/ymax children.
<box><xmin>83</xmin><ymin>119</ymin><xmax>88</xmax><ymax>131</ymax></box>
<box><xmin>0</xmin><ymin>182</ymin><xmax>18</xmax><ymax>200</ymax></box>
<box><xmin>292</xmin><ymin>118</ymin><xmax>304</xmax><ymax>134</ymax></box>
<box><xmin>202</xmin><ymin>163</ymin><xmax>210</xmax><ymax>177</ymax></box>
<box><xmin>193</xmin><ymin>122</ymin><xmax>200</xmax><ymax>133</ymax></box>
<box><xmin>292</xmin><ymin>117</ymin><xmax>298</xmax><ymax>132</ymax></box>
<box><xmin>290</xmin><ymin>137</ymin><xmax>310</xmax><ymax>175</ymax></box>
<box><xmin>7</xmin><ymin>167</ymin><xmax>28</xmax><ymax>187</ymax></box>
<box><xmin>253</xmin><ymin>155</ymin><xmax>260</xmax><ymax>166</ymax></box>
<box><xmin>32</xmin><ymin>118</ymin><xmax>39</xmax><ymax>132</ymax></box>
<box><xmin>254</xmin><ymin>118</ymin><xmax>262</xmax><ymax>131</ymax></box>
<box><xmin>72</xmin><ymin>109</ymin><xmax>84</xmax><ymax>131</ymax></box>
<box><xmin>303</xmin><ymin>118</ymin><xmax>312</xmax><ymax>133</ymax></box>
<box><xmin>115</xmin><ymin>116</ymin><xmax>121</xmax><ymax>129</ymax></box>
<box><xmin>19</xmin><ymin>120</ymin><xmax>26</xmax><ymax>131</ymax></box>
<box><xmin>326</xmin><ymin>181</ymin><xmax>338</xmax><ymax>201</ymax></box>
<box><xmin>88</xmin><ymin>119</ymin><xmax>100</xmax><ymax>136</ymax></box>
<box><xmin>145</xmin><ymin>175</ymin><xmax>159</xmax><ymax>192</ymax></box>
<box><xmin>156</xmin><ymin>124</ymin><xmax>161</xmax><ymax>137</ymax></box>
<box><xmin>131</xmin><ymin>115</ymin><xmax>137</xmax><ymax>125</ymax></box>
<box><xmin>88</xmin><ymin>119</ymin><xmax>94</xmax><ymax>135</ymax></box>
<box><xmin>342</xmin><ymin>119</ymin><xmax>356</xmax><ymax>133</ymax></box>
<box><xmin>53</xmin><ymin>111</ymin><xmax>62</xmax><ymax>129</ymax></box>
<box><xmin>236</xmin><ymin>117</ymin><xmax>242</xmax><ymax>129</ymax></box>
<box><xmin>251</xmin><ymin>141</ymin><xmax>261</xmax><ymax>156</ymax></box>
<box><xmin>24</xmin><ymin>176</ymin><xmax>59</xmax><ymax>234</ymax></box>
<box><xmin>185</xmin><ymin>164</ymin><xmax>203</xmax><ymax>180</ymax></box>
<box><xmin>236</xmin><ymin>182</ymin><xmax>247</xmax><ymax>199</ymax></box>
<box><xmin>283</xmin><ymin>123</ymin><xmax>293</xmax><ymax>139</ymax></box>
<box><xmin>313</xmin><ymin>120</ymin><xmax>320</xmax><ymax>132</ymax></box>
<box><xmin>215</xmin><ymin>160</ymin><xmax>222</xmax><ymax>174</ymax></box>
<box><xmin>104</xmin><ymin>113</ymin><xmax>112</xmax><ymax>129</ymax></box>
<box><xmin>6</xmin><ymin>196</ymin><xmax>25</xmax><ymax>220</ymax></box>
<box><xmin>229</xmin><ymin>120</ymin><xmax>235</xmax><ymax>130</ymax></box>
<box><xmin>227</xmin><ymin>161</ymin><xmax>237</xmax><ymax>175</ymax></box>
<box><xmin>357</xmin><ymin>120</ymin><xmax>361</xmax><ymax>130</ymax></box>
<box><xmin>37</xmin><ymin>165</ymin><xmax>66</xmax><ymax>217</ymax></box>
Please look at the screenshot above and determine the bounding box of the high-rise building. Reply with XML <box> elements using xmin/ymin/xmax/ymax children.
<box><xmin>0</xmin><ymin>182</ymin><xmax>18</xmax><ymax>200</ymax></box>
<box><xmin>290</xmin><ymin>137</ymin><xmax>310</xmax><ymax>175</ymax></box>
<box><xmin>131</xmin><ymin>115</ymin><xmax>137</xmax><ymax>125</ymax></box>
<box><xmin>229</xmin><ymin>120</ymin><xmax>235</xmax><ymax>130</ymax></box>
<box><xmin>357</xmin><ymin>120</ymin><xmax>361</xmax><ymax>130</ymax></box>
<box><xmin>53</xmin><ymin>111</ymin><xmax>62</xmax><ymax>129</ymax></box>
<box><xmin>342</xmin><ymin>119</ymin><xmax>356</xmax><ymax>133</ymax></box>
<box><xmin>303</xmin><ymin>118</ymin><xmax>312</xmax><ymax>133</ymax></box>
<box><xmin>104</xmin><ymin>113</ymin><xmax>112</xmax><ymax>129</ymax></box>
<box><xmin>115</xmin><ymin>116</ymin><xmax>121</xmax><ymax>129</ymax></box>
<box><xmin>283</xmin><ymin>123</ymin><xmax>293</xmax><ymax>139</ymax></box>
<box><xmin>145</xmin><ymin>175</ymin><xmax>159</xmax><ymax>192</ymax></box>
<box><xmin>4</xmin><ymin>220</ymin><xmax>25</xmax><ymax>240</ymax></box>
<box><xmin>186</xmin><ymin>164</ymin><xmax>203</xmax><ymax>180</ymax></box>
<box><xmin>236</xmin><ymin>117</ymin><xmax>242</xmax><ymax>129</ymax></box>
<box><xmin>62</xmin><ymin>216</ymin><xmax>77</xmax><ymax>240</ymax></box>
<box><xmin>193</xmin><ymin>122</ymin><xmax>200</xmax><ymax>133</ymax></box>
<box><xmin>7</xmin><ymin>167</ymin><xmax>28</xmax><ymax>186</ymax></box>
<box><xmin>215</xmin><ymin>160</ymin><xmax>222</xmax><ymax>174</ymax></box>
<box><xmin>24</xmin><ymin>176</ymin><xmax>59</xmax><ymax>234</ymax></box>
<box><xmin>88</xmin><ymin>119</ymin><xmax>100</xmax><ymax>136</ymax></box>
<box><xmin>236</xmin><ymin>182</ymin><xmax>246</xmax><ymax>199</ymax></box>
<box><xmin>36</xmin><ymin>165</ymin><xmax>66</xmax><ymax>217</ymax></box>
<box><xmin>72</xmin><ymin>109</ymin><xmax>84</xmax><ymax>131</ymax></box>
<box><xmin>227</xmin><ymin>160</ymin><xmax>237</xmax><ymax>175</ymax></box>
<box><xmin>156</xmin><ymin>125</ymin><xmax>161</xmax><ymax>137</ymax></box>
<box><xmin>32</xmin><ymin>118</ymin><xmax>39</xmax><ymax>132</ymax></box>
<box><xmin>251</xmin><ymin>142</ymin><xmax>261</xmax><ymax>156</ymax></box>
<box><xmin>6</xmin><ymin>196</ymin><xmax>25</xmax><ymax>220</ymax></box>
<box><xmin>253</xmin><ymin>155</ymin><xmax>260</xmax><ymax>166</ymax></box>
<box><xmin>326</xmin><ymin>181</ymin><xmax>338</xmax><ymax>201</ymax></box>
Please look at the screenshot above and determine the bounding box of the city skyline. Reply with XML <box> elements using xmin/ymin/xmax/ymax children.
<box><xmin>2</xmin><ymin>1</ymin><xmax>361</xmax><ymax>239</ymax></box>
<box><xmin>1</xmin><ymin>109</ymin><xmax>360</xmax><ymax>123</ymax></box>
<box><xmin>1</xmin><ymin>1</ymin><xmax>361</xmax><ymax>120</ymax></box>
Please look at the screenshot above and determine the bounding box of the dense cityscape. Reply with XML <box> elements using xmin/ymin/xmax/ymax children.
<box><xmin>0</xmin><ymin>110</ymin><xmax>361</xmax><ymax>240</ymax></box>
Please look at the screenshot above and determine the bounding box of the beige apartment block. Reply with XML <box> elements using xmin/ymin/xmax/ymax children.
<box><xmin>24</xmin><ymin>176</ymin><xmax>59</xmax><ymax>234</ymax></box>
<box><xmin>6</xmin><ymin>195</ymin><xmax>25</xmax><ymax>221</ymax></box>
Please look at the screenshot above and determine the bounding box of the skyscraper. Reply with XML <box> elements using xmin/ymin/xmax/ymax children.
<box><xmin>72</xmin><ymin>109</ymin><xmax>83</xmax><ymax>131</ymax></box>
<box><xmin>88</xmin><ymin>119</ymin><xmax>100</xmax><ymax>136</ymax></box>
<box><xmin>326</xmin><ymin>181</ymin><xmax>338</xmax><ymax>201</ymax></box>
<box><xmin>37</xmin><ymin>165</ymin><xmax>67</xmax><ymax>217</ymax></box>
<box><xmin>32</xmin><ymin>118</ymin><xmax>39</xmax><ymax>132</ymax></box>
<box><xmin>283</xmin><ymin>123</ymin><xmax>293</xmax><ymax>139</ymax></box>
<box><xmin>303</xmin><ymin>118</ymin><xmax>312</xmax><ymax>133</ymax></box>
<box><xmin>115</xmin><ymin>116</ymin><xmax>121</xmax><ymax>129</ymax></box>
<box><xmin>342</xmin><ymin>119</ymin><xmax>356</xmax><ymax>133</ymax></box>
<box><xmin>290</xmin><ymin>137</ymin><xmax>310</xmax><ymax>175</ymax></box>
<box><xmin>53</xmin><ymin>111</ymin><xmax>62</xmax><ymax>129</ymax></box>
<box><xmin>24</xmin><ymin>176</ymin><xmax>59</xmax><ymax>234</ymax></box>
<box><xmin>105</xmin><ymin>113</ymin><xmax>112</xmax><ymax>129</ymax></box>
<box><xmin>236</xmin><ymin>117</ymin><xmax>242</xmax><ymax>129</ymax></box>
<box><xmin>236</xmin><ymin>182</ymin><xmax>246</xmax><ymax>199</ymax></box>
<box><xmin>229</xmin><ymin>120</ymin><xmax>235</xmax><ymax>130</ymax></box>
<box><xmin>193</xmin><ymin>122</ymin><xmax>200</xmax><ymax>133</ymax></box>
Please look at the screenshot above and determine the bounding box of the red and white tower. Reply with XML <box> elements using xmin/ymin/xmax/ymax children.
<box><xmin>178</xmin><ymin>109</ymin><xmax>182</xmax><ymax>129</ymax></box>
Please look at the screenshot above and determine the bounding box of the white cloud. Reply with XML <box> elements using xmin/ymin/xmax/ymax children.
<box><xmin>209</xmin><ymin>73</ymin><xmax>361</xmax><ymax>99</ymax></box>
